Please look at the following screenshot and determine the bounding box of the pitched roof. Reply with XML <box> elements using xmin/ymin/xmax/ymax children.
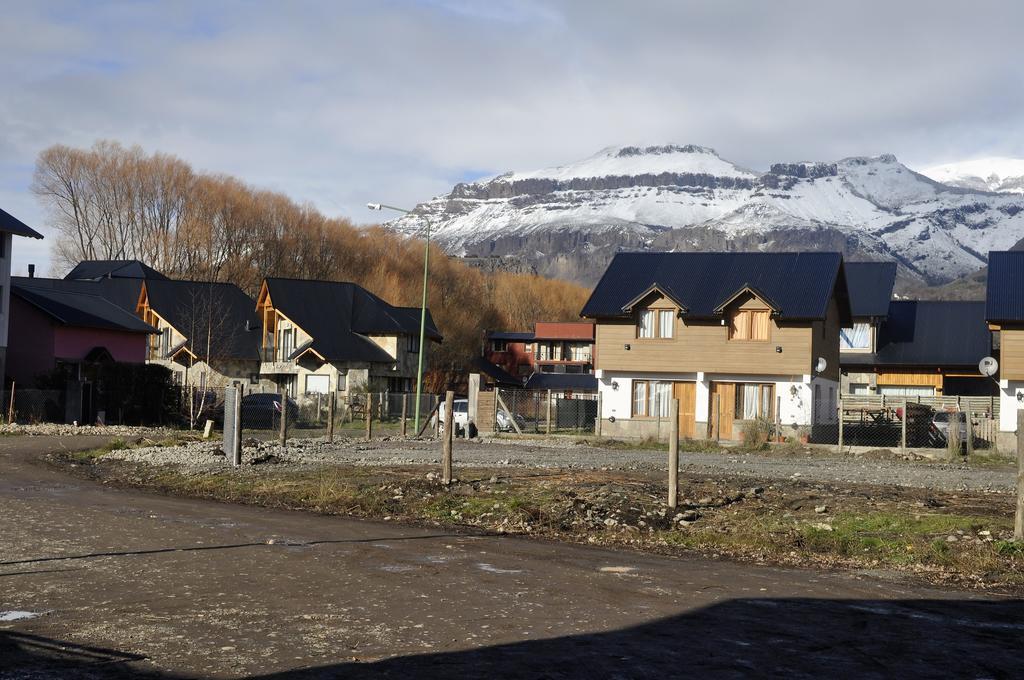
<box><xmin>486</xmin><ymin>331</ymin><xmax>535</xmax><ymax>342</ymax></box>
<box><xmin>844</xmin><ymin>261</ymin><xmax>897</xmax><ymax>318</ymax></box>
<box><xmin>263</xmin><ymin>279</ymin><xmax>442</xmax><ymax>364</ymax></box>
<box><xmin>473</xmin><ymin>356</ymin><xmax>524</xmax><ymax>387</ymax></box>
<box><xmin>0</xmin><ymin>207</ymin><xmax>43</xmax><ymax>239</ymax></box>
<box><xmin>842</xmin><ymin>301</ymin><xmax>991</xmax><ymax>369</ymax></box>
<box><xmin>12</xmin><ymin>276</ymin><xmax>145</xmax><ymax>314</ymax></box>
<box><xmin>143</xmin><ymin>280</ymin><xmax>262</xmax><ymax>361</ymax></box>
<box><xmin>12</xmin><ymin>282</ymin><xmax>155</xmax><ymax>334</ymax></box>
<box><xmin>581</xmin><ymin>252</ymin><xmax>850</xmax><ymax>322</ymax></box>
<box><xmin>524</xmin><ymin>372</ymin><xmax>598</xmax><ymax>391</ymax></box>
<box><xmin>65</xmin><ymin>260</ymin><xmax>168</xmax><ymax>281</ymax></box>
<box><xmin>985</xmin><ymin>251</ymin><xmax>1024</xmax><ymax>323</ymax></box>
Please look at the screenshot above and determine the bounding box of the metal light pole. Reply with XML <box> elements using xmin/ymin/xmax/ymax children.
<box><xmin>368</xmin><ymin>202</ymin><xmax>430</xmax><ymax>433</ymax></box>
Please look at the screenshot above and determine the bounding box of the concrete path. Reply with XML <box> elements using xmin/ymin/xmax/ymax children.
<box><xmin>0</xmin><ymin>435</ymin><xmax>1021</xmax><ymax>679</ymax></box>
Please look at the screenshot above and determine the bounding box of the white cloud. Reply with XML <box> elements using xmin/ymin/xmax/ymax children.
<box><xmin>2</xmin><ymin>0</ymin><xmax>1023</xmax><ymax>274</ymax></box>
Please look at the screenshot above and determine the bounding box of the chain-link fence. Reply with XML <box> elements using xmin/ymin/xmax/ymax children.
<box><xmin>822</xmin><ymin>395</ymin><xmax>1000</xmax><ymax>454</ymax></box>
<box><xmin>494</xmin><ymin>388</ymin><xmax>598</xmax><ymax>435</ymax></box>
<box><xmin>214</xmin><ymin>389</ymin><xmax>441</xmax><ymax>440</ymax></box>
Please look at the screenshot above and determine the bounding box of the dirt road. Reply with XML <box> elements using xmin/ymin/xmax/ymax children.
<box><xmin>1</xmin><ymin>435</ymin><xmax>1021</xmax><ymax>678</ymax></box>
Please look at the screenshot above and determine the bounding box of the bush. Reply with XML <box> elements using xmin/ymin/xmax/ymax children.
<box><xmin>739</xmin><ymin>418</ymin><xmax>772</xmax><ymax>450</ymax></box>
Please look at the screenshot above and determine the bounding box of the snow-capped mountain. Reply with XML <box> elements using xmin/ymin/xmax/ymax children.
<box><xmin>919</xmin><ymin>157</ymin><xmax>1024</xmax><ymax>194</ymax></box>
<box><xmin>388</xmin><ymin>145</ymin><xmax>1024</xmax><ymax>286</ymax></box>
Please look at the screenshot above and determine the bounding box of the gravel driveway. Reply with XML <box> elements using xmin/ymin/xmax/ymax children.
<box><xmin>105</xmin><ymin>435</ymin><xmax>1017</xmax><ymax>494</ymax></box>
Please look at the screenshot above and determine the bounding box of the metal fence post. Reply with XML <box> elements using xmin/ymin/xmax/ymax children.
<box><xmin>546</xmin><ymin>389</ymin><xmax>553</xmax><ymax>435</ymax></box>
<box><xmin>595</xmin><ymin>391</ymin><xmax>603</xmax><ymax>437</ymax></box>
<box><xmin>442</xmin><ymin>390</ymin><xmax>454</xmax><ymax>485</ymax></box>
<box><xmin>901</xmin><ymin>399</ymin><xmax>908</xmax><ymax>453</ymax></box>
<box><xmin>279</xmin><ymin>390</ymin><xmax>288</xmax><ymax>448</ymax></box>
<box><xmin>1016</xmin><ymin>410</ymin><xmax>1024</xmax><ymax>541</ymax></box>
<box><xmin>668</xmin><ymin>399</ymin><xmax>679</xmax><ymax>508</ymax></box>
<box><xmin>837</xmin><ymin>401</ymin><xmax>844</xmax><ymax>453</ymax></box>
<box><xmin>232</xmin><ymin>385</ymin><xmax>242</xmax><ymax>466</ymax></box>
<box><xmin>327</xmin><ymin>391</ymin><xmax>336</xmax><ymax>443</ymax></box>
<box><xmin>401</xmin><ymin>394</ymin><xmax>408</xmax><ymax>438</ymax></box>
<box><xmin>966</xmin><ymin>408</ymin><xmax>975</xmax><ymax>458</ymax></box>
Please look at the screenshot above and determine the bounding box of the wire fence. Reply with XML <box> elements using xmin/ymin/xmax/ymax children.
<box><xmin>812</xmin><ymin>395</ymin><xmax>1000</xmax><ymax>453</ymax></box>
<box><xmin>493</xmin><ymin>388</ymin><xmax>598</xmax><ymax>435</ymax></box>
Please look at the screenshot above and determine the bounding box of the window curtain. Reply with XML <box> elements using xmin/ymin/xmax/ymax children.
<box><xmin>638</xmin><ymin>310</ymin><xmax>655</xmax><ymax>338</ymax></box>
<box><xmin>742</xmin><ymin>384</ymin><xmax>759</xmax><ymax>419</ymax></box>
<box><xmin>658</xmin><ymin>310</ymin><xmax>674</xmax><ymax>338</ymax></box>
<box><xmin>632</xmin><ymin>381</ymin><xmax>648</xmax><ymax>416</ymax></box>
<box><xmin>840</xmin><ymin>323</ymin><xmax>871</xmax><ymax>350</ymax></box>
<box><xmin>751</xmin><ymin>311</ymin><xmax>770</xmax><ymax>340</ymax></box>
<box><xmin>654</xmin><ymin>382</ymin><xmax>672</xmax><ymax>417</ymax></box>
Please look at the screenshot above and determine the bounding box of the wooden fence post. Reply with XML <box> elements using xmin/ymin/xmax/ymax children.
<box><xmin>365</xmin><ymin>393</ymin><xmax>373</xmax><ymax>441</ymax></box>
<box><xmin>595</xmin><ymin>391</ymin><xmax>603</xmax><ymax>438</ymax></box>
<box><xmin>1015</xmin><ymin>410</ymin><xmax>1024</xmax><ymax>541</ymax></box>
<box><xmin>711</xmin><ymin>394</ymin><xmax>720</xmax><ymax>441</ymax></box>
<box><xmin>7</xmin><ymin>380</ymin><xmax>15</xmax><ymax>424</ymax></box>
<box><xmin>668</xmin><ymin>399</ymin><xmax>679</xmax><ymax>509</ymax></box>
<box><xmin>442</xmin><ymin>390</ymin><xmax>454</xmax><ymax>486</ymax></box>
<box><xmin>837</xmin><ymin>402</ymin><xmax>844</xmax><ymax>453</ymax></box>
<box><xmin>966</xmin><ymin>408</ymin><xmax>974</xmax><ymax>458</ymax></box>
<box><xmin>401</xmin><ymin>394</ymin><xmax>408</xmax><ymax>437</ymax></box>
<box><xmin>327</xmin><ymin>391</ymin><xmax>336</xmax><ymax>443</ymax></box>
<box><xmin>495</xmin><ymin>391</ymin><xmax>523</xmax><ymax>435</ymax></box>
<box><xmin>279</xmin><ymin>390</ymin><xmax>288</xmax><ymax>448</ymax></box>
<box><xmin>775</xmin><ymin>395</ymin><xmax>781</xmax><ymax>442</ymax></box>
<box><xmin>546</xmin><ymin>389</ymin><xmax>553</xmax><ymax>435</ymax></box>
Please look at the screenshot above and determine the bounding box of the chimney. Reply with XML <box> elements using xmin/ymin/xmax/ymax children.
<box><xmin>27</xmin><ymin>264</ymin><xmax>35</xmax><ymax>278</ymax></box>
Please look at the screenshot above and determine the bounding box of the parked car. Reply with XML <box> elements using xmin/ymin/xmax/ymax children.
<box><xmin>496</xmin><ymin>408</ymin><xmax>526</xmax><ymax>433</ymax></box>
<box><xmin>438</xmin><ymin>398</ymin><xmax>475</xmax><ymax>437</ymax></box>
<box><xmin>242</xmin><ymin>393</ymin><xmax>299</xmax><ymax>429</ymax></box>
<box><xmin>931</xmin><ymin>410</ymin><xmax>968</xmax><ymax>444</ymax></box>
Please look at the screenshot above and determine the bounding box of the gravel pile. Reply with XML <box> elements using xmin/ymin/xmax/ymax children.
<box><xmin>2</xmin><ymin>423</ymin><xmax>175</xmax><ymax>438</ymax></box>
<box><xmin>102</xmin><ymin>435</ymin><xmax>1016</xmax><ymax>493</ymax></box>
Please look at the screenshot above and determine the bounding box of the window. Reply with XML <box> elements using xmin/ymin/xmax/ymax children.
<box><xmin>538</xmin><ymin>343</ymin><xmax>551</xmax><ymax>361</ymax></box>
<box><xmin>849</xmin><ymin>383</ymin><xmax>870</xmax><ymax>395</ymax></box>
<box><xmin>337</xmin><ymin>372</ymin><xmax>347</xmax><ymax>391</ymax></box>
<box><xmin>160</xmin><ymin>328</ymin><xmax>171</xmax><ymax>357</ymax></box>
<box><xmin>729</xmin><ymin>310</ymin><xmax>770</xmax><ymax>341</ymax></box>
<box><xmin>878</xmin><ymin>385</ymin><xmax>934</xmax><ymax>397</ymax></box>
<box><xmin>490</xmin><ymin>339</ymin><xmax>507</xmax><ymax>352</ymax></box>
<box><xmin>734</xmin><ymin>383</ymin><xmax>774</xmax><ymax>420</ymax></box>
<box><xmin>409</xmin><ymin>335</ymin><xmax>421</xmax><ymax>353</ymax></box>
<box><xmin>840</xmin><ymin>323</ymin><xmax>871</xmax><ymax>351</ymax></box>
<box><xmin>658</xmin><ymin>310</ymin><xmax>674</xmax><ymax>339</ymax></box>
<box><xmin>637</xmin><ymin>310</ymin><xmax>655</xmax><ymax>338</ymax></box>
<box><xmin>305</xmin><ymin>374</ymin><xmax>329</xmax><ymax>394</ymax></box>
<box><xmin>279</xmin><ymin>328</ymin><xmax>294</xmax><ymax>361</ymax></box>
<box><xmin>631</xmin><ymin>380</ymin><xmax>672</xmax><ymax>417</ymax></box>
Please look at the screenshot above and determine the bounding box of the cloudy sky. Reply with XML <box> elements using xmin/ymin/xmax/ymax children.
<box><xmin>3</xmin><ymin>0</ymin><xmax>1023</xmax><ymax>274</ymax></box>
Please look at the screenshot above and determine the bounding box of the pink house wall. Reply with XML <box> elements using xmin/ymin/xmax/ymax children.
<box><xmin>54</xmin><ymin>327</ymin><xmax>147</xmax><ymax>363</ymax></box>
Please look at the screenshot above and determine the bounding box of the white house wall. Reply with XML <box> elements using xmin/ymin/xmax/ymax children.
<box><xmin>999</xmin><ymin>380</ymin><xmax>1024</xmax><ymax>432</ymax></box>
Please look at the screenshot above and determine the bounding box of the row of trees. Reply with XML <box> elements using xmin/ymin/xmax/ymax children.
<box><xmin>32</xmin><ymin>141</ymin><xmax>590</xmax><ymax>371</ymax></box>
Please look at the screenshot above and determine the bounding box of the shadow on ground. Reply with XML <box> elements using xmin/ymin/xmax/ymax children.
<box><xmin>4</xmin><ymin>598</ymin><xmax>1022</xmax><ymax>678</ymax></box>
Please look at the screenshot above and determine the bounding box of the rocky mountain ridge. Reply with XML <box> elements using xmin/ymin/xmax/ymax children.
<box><xmin>388</xmin><ymin>145</ymin><xmax>1024</xmax><ymax>288</ymax></box>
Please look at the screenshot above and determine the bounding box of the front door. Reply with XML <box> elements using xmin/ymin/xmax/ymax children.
<box><xmin>672</xmin><ymin>382</ymin><xmax>696</xmax><ymax>438</ymax></box>
<box><xmin>710</xmin><ymin>382</ymin><xmax>736</xmax><ymax>440</ymax></box>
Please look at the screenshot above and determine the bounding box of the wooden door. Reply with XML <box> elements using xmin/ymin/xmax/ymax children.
<box><xmin>710</xmin><ymin>382</ymin><xmax>736</xmax><ymax>440</ymax></box>
<box><xmin>672</xmin><ymin>382</ymin><xmax>696</xmax><ymax>438</ymax></box>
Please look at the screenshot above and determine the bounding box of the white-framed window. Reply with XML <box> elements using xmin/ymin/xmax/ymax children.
<box><xmin>658</xmin><ymin>310</ymin><xmax>674</xmax><ymax>338</ymax></box>
<box><xmin>840</xmin><ymin>323</ymin><xmax>872</xmax><ymax>351</ymax></box>
<box><xmin>305</xmin><ymin>374</ymin><xmax>329</xmax><ymax>394</ymax></box>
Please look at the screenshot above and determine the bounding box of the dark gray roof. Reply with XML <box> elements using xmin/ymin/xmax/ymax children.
<box><xmin>12</xmin><ymin>276</ymin><xmax>145</xmax><ymax>314</ymax></box>
<box><xmin>581</xmin><ymin>252</ymin><xmax>851</xmax><ymax>323</ymax></box>
<box><xmin>0</xmin><ymin>207</ymin><xmax>43</xmax><ymax>239</ymax></box>
<box><xmin>486</xmin><ymin>331</ymin><xmax>535</xmax><ymax>342</ymax></box>
<box><xmin>524</xmin><ymin>372</ymin><xmax>598</xmax><ymax>391</ymax></box>
<box><xmin>12</xmin><ymin>282</ymin><xmax>155</xmax><ymax>334</ymax></box>
<box><xmin>845</xmin><ymin>261</ymin><xmax>897</xmax><ymax>318</ymax></box>
<box><xmin>473</xmin><ymin>357</ymin><xmax>524</xmax><ymax>387</ymax></box>
<box><xmin>264</xmin><ymin>279</ymin><xmax>442</xmax><ymax>364</ymax></box>
<box><xmin>65</xmin><ymin>260</ymin><xmax>168</xmax><ymax>281</ymax></box>
<box><xmin>144</xmin><ymin>280</ymin><xmax>262</xmax><ymax>361</ymax></box>
<box><xmin>985</xmin><ymin>251</ymin><xmax>1024</xmax><ymax>323</ymax></box>
<box><xmin>842</xmin><ymin>301</ymin><xmax>991</xmax><ymax>369</ymax></box>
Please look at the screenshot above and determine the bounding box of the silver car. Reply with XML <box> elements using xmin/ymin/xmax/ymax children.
<box><xmin>932</xmin><ymin>411</ymin><xmax>968</xmax><ymax>443</ymax></box>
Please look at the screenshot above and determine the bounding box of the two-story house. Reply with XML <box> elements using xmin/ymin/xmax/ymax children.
<box><xmin>581</xmin><ymin>252</ymin><xmax>851</xmax><ymax>440</ymax></box>
<box><xmin>136</xmin><ymin>279</ymin><xmax>262</xmax><ymax>388</ymax></box>
<box><xmin>985</xmin><ymin>251</ymin><xmax>1024</xmax><ymax>435</ymax></box>
<box><xmin>0</xmin><ymin>208</ymin><xmax>44</xmax><ymax>384</ymax></box>
<box><xmin>840</xmin><ymin>261</ymin><xmax>995</xmax><ymax>397</ymax></box>
<box><xmin>256</xmin><ymin>278</ymin><xmax>441</xmax><ymax>398</ymax></box>
<box><xmin>484</xmin><ymin>321</ymin><xmax>595</xmax><ymax>377</ymax></box>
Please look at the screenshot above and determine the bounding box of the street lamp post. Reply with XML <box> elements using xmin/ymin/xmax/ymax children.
<box><xmin>367</xmin><ymin>202</ymin><xmax>430</xmax><ymax>433</ymax></box>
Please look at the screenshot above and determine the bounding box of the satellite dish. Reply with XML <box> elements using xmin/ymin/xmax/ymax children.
<box><xmin>814</xmin><ymin>357</ymin><xmax>827</xmax><ymax>374</ymax></box>
<box><xmin>978</xmin><ymin>356</ymin><xmax>999</xmax><ymax>377</ymax></box>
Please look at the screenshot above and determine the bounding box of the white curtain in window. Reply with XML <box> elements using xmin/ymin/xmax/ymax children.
<box><xmin>638</xmin><ymin>310</ymin><xmax>655</xmax><ymax>338</ymax></box>
<box><xmin>742</xmin><ymin>384</ymin><xmax>759</xmax><ymax>419</ymax></box>
<box><xmin>654</xmin><ymin>382</ymin><xmax>672</xmax><ymax>417</ymax></box>
<box><xmin>632</xmin><ymin>381</ymin><xmax>648</xmax><ymax>416</ymax></box>
<box><xmin>658</xmin><ymin>310</ymin><xmax>674</xmax><ymax>338</ymax></box>
<box><xmin>840</xmin><ymin>323</ymin><xmax>871</xmax><ymax>350</ymax></box>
